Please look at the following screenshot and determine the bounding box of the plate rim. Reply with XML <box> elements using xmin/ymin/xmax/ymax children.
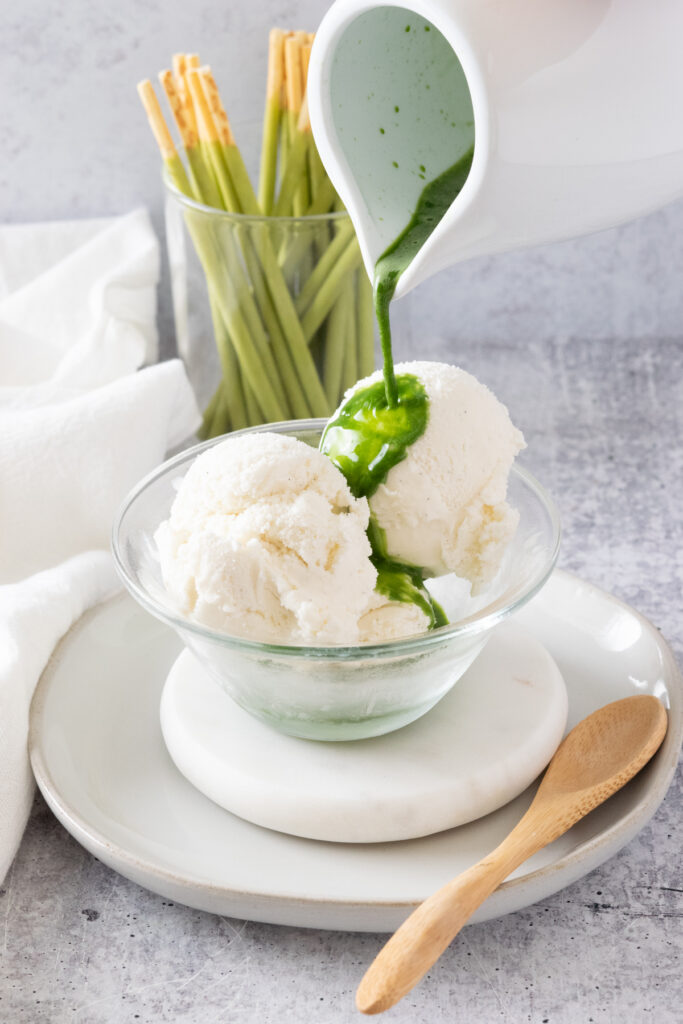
<box><xmin>28</xmin><ymin>568</ymin><xmax>683</xmax><ymax>914</ymax></box>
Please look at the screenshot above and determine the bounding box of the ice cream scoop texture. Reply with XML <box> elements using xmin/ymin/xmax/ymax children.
<box><xmin>349</xmin><ymin>361</ymin><xmax>525</xmax><ymax>587</ymax></box>
<box><xmin>155</xmin><ymin>361</ymin><xmax>525</xmax><ymax>644</ymax></box>
<box><xmin>155</xmin><ymin>432</ymin><xmax>377</xmax><ymax>644</ymax></box>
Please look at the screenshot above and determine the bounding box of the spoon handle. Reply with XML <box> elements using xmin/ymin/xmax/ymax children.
<box><xmin>356</xmin><ymin>821</ymin><xmax>542</xmax><ymax>1015</ymax></box>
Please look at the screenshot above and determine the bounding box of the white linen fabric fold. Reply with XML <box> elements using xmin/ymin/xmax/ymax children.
<box><xmin>0</xmin><ymin>210</ymin><xmax>201</xmax><ymax>882</ymax></box>
<box><xmin>0</xmin><ymin>209</ymin><xmax>160</xmax><ymax>406</ymax></box>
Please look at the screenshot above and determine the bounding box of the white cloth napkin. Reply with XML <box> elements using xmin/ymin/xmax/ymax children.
<box><xmin>0</xmin><ymin>209</ymin><xmax>201</xmax><ymax>882</ymax></box>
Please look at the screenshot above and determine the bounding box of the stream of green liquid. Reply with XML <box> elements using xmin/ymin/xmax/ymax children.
<box><xmin>374</xmin><ymin>144</ymin><xmax>474</xmax><ymax>405</ymax></box>
<box><xmin>321</xmin><ymin>145</ymin><xmax>474</xmax><ymax>630</ymax></box>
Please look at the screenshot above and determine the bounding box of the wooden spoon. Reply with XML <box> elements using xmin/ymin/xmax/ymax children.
<box><xmin>356</xmin><ymin>695</ymin><xmax>667</xmax><ymax>1015</ymax></box>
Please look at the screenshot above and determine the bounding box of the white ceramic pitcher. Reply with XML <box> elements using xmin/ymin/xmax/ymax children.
<box><xmin>308</xmin><ymin>0</ymin><xmax>683</xmax><ymax>298</ymax></box>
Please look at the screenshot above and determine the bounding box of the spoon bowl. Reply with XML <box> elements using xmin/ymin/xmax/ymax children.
<box><xmin>532</xmin><ymin>694</ymin><xmax>668</xmax><ymax>833</ymax></box>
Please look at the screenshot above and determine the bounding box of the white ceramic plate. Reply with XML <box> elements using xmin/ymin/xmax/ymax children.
<box><xmin>29</xmin><ymin>570</ymin><xmax>682</xmax><ymax>933</ymax></box>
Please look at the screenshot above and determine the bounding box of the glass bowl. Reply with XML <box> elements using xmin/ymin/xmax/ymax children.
<box><xmin>112</xmin><ymin>420</ymin><xmax>560</xmax><ymax>741</ymax></box>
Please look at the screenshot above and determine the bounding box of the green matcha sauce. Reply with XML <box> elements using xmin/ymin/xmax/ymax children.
<box><xmin>374</xmin><ymin>143</ymin><xmax>475</xmax><ymax>405</ymax></box>
<box><xmin>320</xmin><ymin>147</ymin><xmax>474</xmax><ymax>632</ymax></box>
<box><xmin>373</xmin><ymin>556</ymin><xmax>448</xmax><ymax>631</ymax></box>
<box><xmin>320</xmin><ymin>374</ymin><xmax>428</xmax><ymax>500</ymax></box>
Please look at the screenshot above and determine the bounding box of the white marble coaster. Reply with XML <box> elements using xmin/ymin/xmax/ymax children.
<box><xmin>160</xmin><ymin>622</ymin><xmax>568</xmax><ymax>844</ymax></box>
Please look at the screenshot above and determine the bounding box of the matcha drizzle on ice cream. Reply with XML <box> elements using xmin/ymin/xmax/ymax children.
<box><xmin>321</xmin><ymin>146</ymin><xmax>476</xmax><ymax>629</ymax></box>
<box><xmin>321</xmin><ymin>374</ymin><xmax>428</xmax><ymax>500</ymax></box>
<box><xmin>372</xmin><ymin>555</ymin><xmax>448</xmax><ymax>631</ymax></box>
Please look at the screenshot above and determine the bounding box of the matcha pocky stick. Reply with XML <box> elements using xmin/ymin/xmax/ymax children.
<box><xmin>192</xmin><ymin>67</ymin><xmax>328</xmax><ymax>416</ymax></box>
<box><xmin>140</xmin><ymin>78</ymin><xmax>286</xmax><ymax>425</ymax></box>
<box><xmin>137</xmin><ymin>34</ymin><xmax>377</xmax><ymax>436</ymax></box>
<box><xmin>258</xmin><ymin>29</ymin><xmax>285</xmax><ymax>216</ymax></box>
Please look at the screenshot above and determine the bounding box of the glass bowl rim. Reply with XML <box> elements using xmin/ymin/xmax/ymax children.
<box><xmin>111</xmin><ymin>419</ymin><xmax>561</xmax><ymax>659</ymax></box>
<box><xmin>163</xmin><ymin>171</ymin><xmax>350</xmax><ymax>225</ymax></box>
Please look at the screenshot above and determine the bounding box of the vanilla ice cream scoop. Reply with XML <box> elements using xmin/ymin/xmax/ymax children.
<box><xmin>155</xmin><ymin>432</ymin><xmax>376</xmax><ymax>644</ymax></box>
<box><xmin>358</xmin><ymin>592</ymin><xmax>431</xmax><ymax>643</ymax></box>
<box><xmin>322</xmin><ymin>361</ymin><xmax>525</xmax><ymax>587</ymax></box>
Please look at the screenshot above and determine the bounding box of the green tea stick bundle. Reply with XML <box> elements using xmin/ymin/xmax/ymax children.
<box><xmin>137</xmin><ymin>32</ymin><xmax>375</xmax><ymax>438</ymax></box>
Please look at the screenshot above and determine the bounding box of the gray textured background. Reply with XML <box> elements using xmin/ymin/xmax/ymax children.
<box><xmin>3</xmin><ymin>0</ymin><xmax>683</xmax><ymax>353</ymax></box>
<box><xmin>2</xmin><ymin>1</ymin><xmax>682</xmax><ymax>1021</ymax></box>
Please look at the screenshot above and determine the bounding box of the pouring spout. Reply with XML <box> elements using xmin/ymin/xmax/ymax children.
<box><xmin>310</xmin><ymin>0</ymin><xmax>683</xmax><ymax>295</ymax></box>
<box><xmin>309</xmin><ymin>1</ymin><xmax>481</xmax><ymax>295</ymax></box>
